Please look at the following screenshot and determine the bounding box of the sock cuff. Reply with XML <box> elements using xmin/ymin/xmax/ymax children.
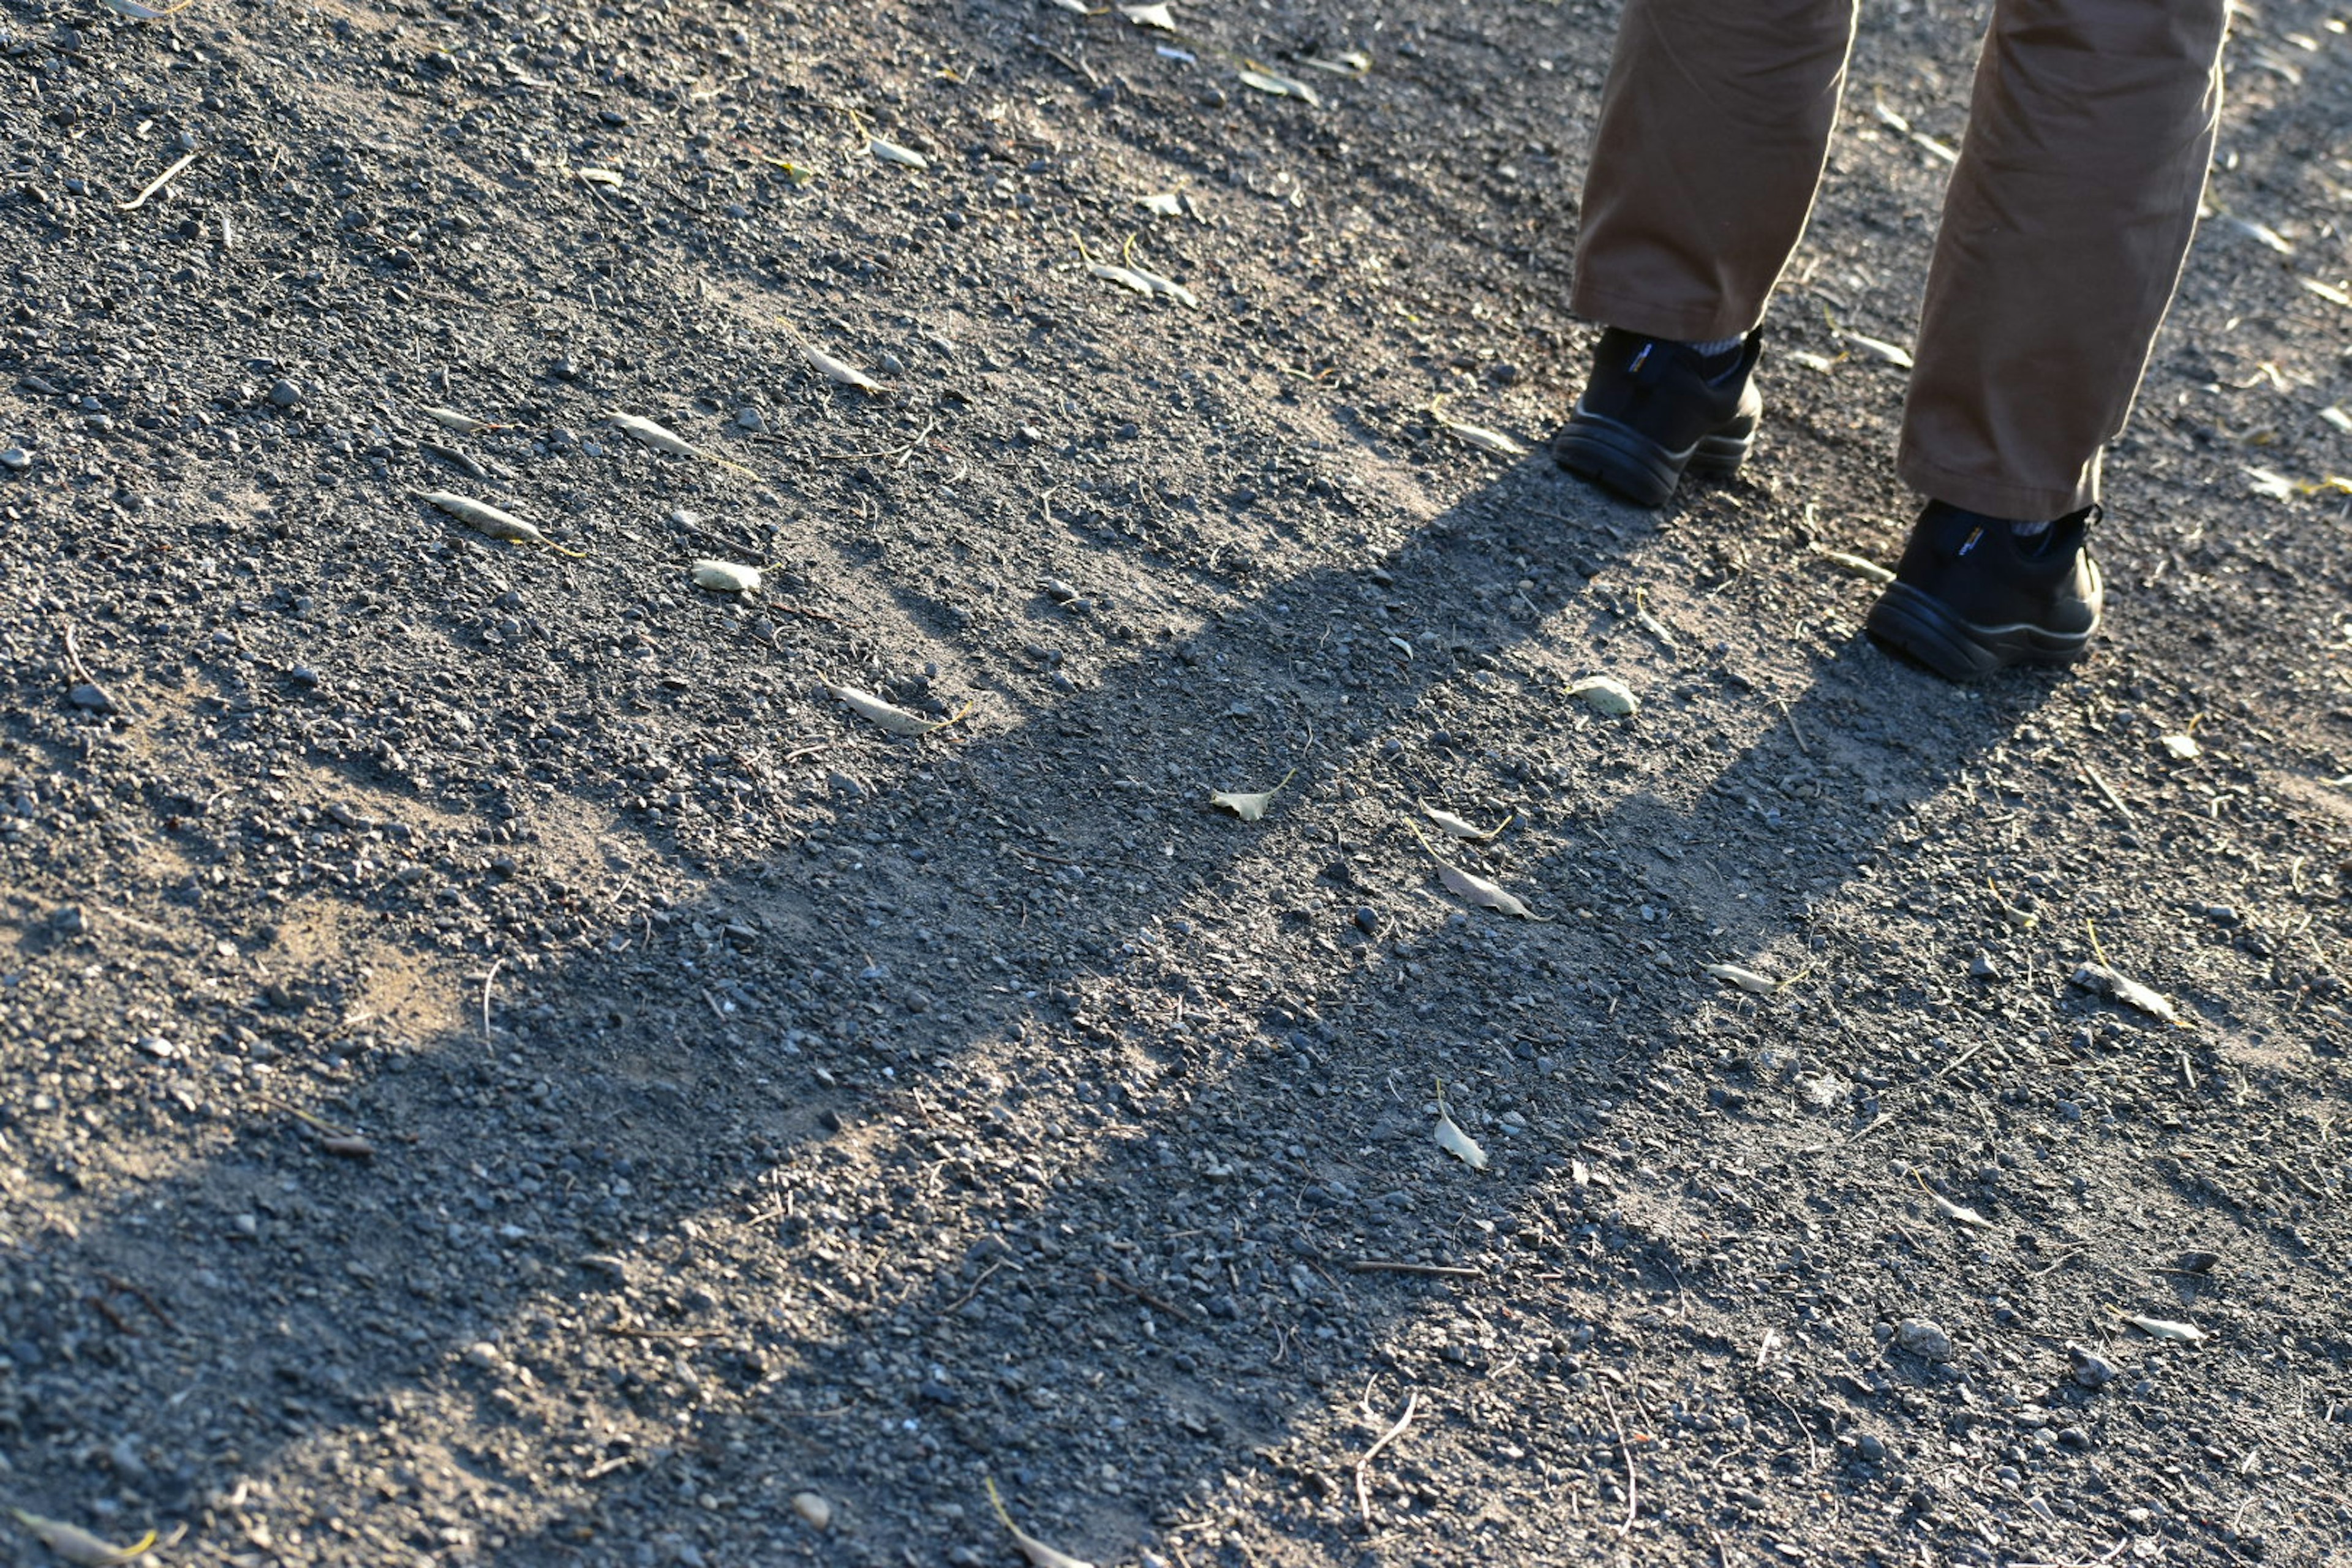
<box><xmin>1685</xmin><ymin>335</ymin><xmax>1745</xmax><ymax>357</ymax></box>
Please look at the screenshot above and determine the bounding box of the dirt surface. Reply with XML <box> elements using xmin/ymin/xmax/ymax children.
<box><xmin>4</xmin><ymin>0</ymin><xmax>2352</xmax><ymax>1564</ymax></box>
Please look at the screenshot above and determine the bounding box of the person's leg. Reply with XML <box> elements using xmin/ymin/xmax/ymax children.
<box><xmin>1898</xmin><ymin>0</ymin><xmax>2230</xmax><ymax>519</ymax></box>
<box><xmin>1571</xmin><ymin>0</ymin><xmax>1863</xmax><ymax>343</ymax></box>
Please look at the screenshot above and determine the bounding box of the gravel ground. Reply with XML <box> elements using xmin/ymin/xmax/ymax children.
<box><xmin>3</xmin><ymin>0</ymin><xmax>2352</xmax><ymax>1565</ymax></box>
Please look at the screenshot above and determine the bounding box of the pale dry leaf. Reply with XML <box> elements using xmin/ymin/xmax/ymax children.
<box><xmin>1705</xmin><ymin>963</ymin><xmax>1778</xmax><ymax>994</ymax></box>
<box><xmin>1118</xmin><ymin>2</ymin><xmax>1176</xmax><ymax>31</ymax></box>
<box><xmin>2160</xmin><ymin>733</ymin><xmax>2201</xmax><ymax>760</ymax></box>
<box><xmin>2245</xmin><ymin>466</ymin><xmax>2296</xmax><ymax>501</ymax></box>
<box><xmin>869</xmin><ymin>137</ymin><xmax>929</xmax><ymax>169</ymax></box>
<box><xmin>423</xmin><ymin>405</ymin><xmax>500</xmax><ymax>434</ymax></box>
<box><xmin>1419</xmin><ymin>801</ymin><xmax>1510</xmax><ymax>842</ymax></box>
<box><xmin>1434</xmin><ymin>1109</ymin><xmax>1488</xmax><ymax>1171</ymax></box>
<box><xmin>986</xmin><ymin>1479</ymin><xmax>1096</xmax><ymax>1568</ymax></box>
<box><xmin>578</xmin><ymin>167</ymin><xmax>624</xmax><ymax>187</ymax></box>
<box><xmin>1815</xmin><ymin>547</ymin><xmax>1895</xmax><ymax>584</ymax></box>
<box><xmin>1567</xmin><ymin>675</ymin><xmax>1638</xmax><ymax>716</ymax></box>
<box><xmin>1044</xmin><ymin>0</ymin><xmax>1094</xmax><ymax>11</ymax></box>
<box><xmin>1435</xmin><ymin>859</ymin><xmax>1539</xmax><ymax>919</ymax></box>
<box><xmin>1926</xmin><ymin>1189</ymin><xmax>1992</xmax><ymax>1229</ymax></box>
<box><xmin>690</xmin><ymin>559</ymin><xmax>762</xmax><ymax>594</ymax></box>
<box><xmin>1087</xmin><ymin>262</ymin><xmax>1155</xmax><ymax>296</ymax></box>
<box><xmin>1125</xmin><ymin>264</ymin><xmax>1197</xmax><ymax>306</ymax></box>
<box><xmin>2300</xmin><ymin>276</ymin><xmax>2352</xmax><ymax>308</ymax></box>
<box><xmin>802</xmin><ymin>343</ymin><xmax>886</xmax><ymax>396</ymax></box>
<box><xmin>1298</xmin><ymin>50</ymin><xmax>1371</xmax><ymax>75</ymax></box>
<box><xmin>606</xmin><ymin>412</ymin><xmax>761</xmax><ymax>479</ymax></box>
<box><xmin>7</xmin><ymin>1510</ymin><xmax>159</xmax><ymax>1568</ymax></box>
<box><xmin>2070</xmin><ymin>962</ymin><xmax>2181</xmax><ymax>1026</ymax></box>
<box><xmin>1440</xmin><ymin>418</ymin><xmax>1527</xmax><ymax>458</ymax></box>
<box><xmin>1237</xmin><ymin>67</ymin><xmax>1321</xmax><ymax>106</ymax></box>
<box><xmin>2116</xmin><ymin>1310</ymin><xmax>2206</xmax><ymax>1343</ymax></box>
<box><xmin>2321</xmin><ymin>405</ymin><xmax>2352</xmax><ymax>434</ymax></box>
<box><xmin>826</xmin><ymin>684</ymin><xmax>966</xmax><ymax>737</ymax></box>
<box><xmin>1137</xmin><ymin>192</ymin><xmax>1183</xmax><ymax>216</ymax></box>
<box><xmin>102</xmin><ymin>0</ymin><xmax>198</xmax><ymax>18</ymax></box>
<box><xmin>418</xmin><ymin>490</ymin><xmax>567</xmax><ymax>552</ymax></box>
<box><xmin>1787</xmin><ymin>349</ymin><xmax>1837</xmax><ymax>373</ymax></box>
<box><xmin>1209</xmin><ymin>769</ymin><xmax>1294</xmax><ymax>822</ymax></box>
<box><xmin>1842</xmin><ymin>332</ymin><xmax>1915</xmax><ymax>368</ymax></box>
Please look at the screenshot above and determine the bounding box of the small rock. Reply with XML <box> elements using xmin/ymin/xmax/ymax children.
<box><xmin>266</xmin><ymin>379</ymin><xmax>302</xmax><ymax>409</ymax></box>
<box><xmin>1893</xmin><ymin>1318</ymin><xmax>1953</xmax><ymax>1362</ymax></box>
<box><xmin>2069</xmin><ymin>1346</ymin><xmax>2118</xmax><ymax>1389</ymax></box>
<box><xmin>462</xmin><ymin>1341</ymin><xmax>504</xmax><ymax>1370</ymax></box>
<box><xmin>2174</xmin><ymin>1249</ymin><xmax>2220</xmax><ymax>1275</ymax></box>
<box><xmin>878</xmin><ymin>350</ymin><xmax>907</xmax><ymax>375</ymax></box>
<box><xmin>288</xmin><ymin>664</ymin><xmax>322</xmax><ymax>688</ymax></box>
<box><xmin>1969</xmin><ymin>952</ymin><xmax>1999</xmax><ymax>981</ymax></box>
<box><xmin>50</xmin><ymin>905</ymin><xmax>87</xmax><ymax>936</ymax></box>
<box><xmin>790</xmin><ymin>1491</ymin><xmax>832</xmax><ymax>1531</ymax></box>
<box><xmin>735</xmin><ymin>407</ymin><xmax>766</xmax><ymax>432</ymax></box>
<box><xmin>69</xmin><ymin>682</ymin><xmax>116</xmax><ymax>713</ymax></box>
<box><xmin>0</xmin><ymin>447</ymin><xmax>29</xmax><ymax>472</ymax></box>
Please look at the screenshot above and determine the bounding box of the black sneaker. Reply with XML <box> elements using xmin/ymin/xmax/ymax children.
<box><xmin>1554</xmin><ymin>328</ymin><xmax>1763</xmax><ymax>507</ymax></box>
<box><xmin>1864</xmin><ymin>501</ymin><xmax>2103</xmax><ymax>681</ymax></box>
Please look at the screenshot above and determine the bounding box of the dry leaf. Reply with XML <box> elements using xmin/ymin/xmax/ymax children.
<box><xmin>2321</xmin><ymin>405</ymin><xmax>2352</xmax><ymax>434</ymax></box>
<box><xmin>101</xmin><ymin>0</ymin><xmax>198</xmax><ymax>16</ymax></box>
<box><xmin>2301</xmin><ymin>276</ymin><xmax>2352</xmax><ymax>308</ymax></box>
<box><xmin>1705</xmin><ymin>963</ymin><xmax>1778</xmax><ymax>994</ymax></box>
<box><xmin>578</xmin><ymin>167</ymin><xmax>624</xmax><ymax>187</ymax></box>
<box><xmin>2246</xmin><ymin>466</ymin><xmax>2297</xmax><ymax>501</ymax></box>
<box><xmin>1119</xmin><ymin>2</ymin><xmax>1176</xmax><ymax>30</ymax></box>
<box><xmin>869</xmin><ymin>137</ymin><xmax>929</xmax><ymax>169</ymax></box>
<box><xmin>1435</xmin><ymin>860</ymin><xmax>1539</xmax><ymax>919</ymax></box>
<box><xmin>2070</xmin><ymin>962</ymin><xmax>2181</xmax><ymax>1026</ymax></box>
<box><xmin>1440</xmin><ymin>419</ymin><xmax>1526</xmax><ymax>458</ymax></box>
<box><xmin>2114</xmin><ymin>1309</ymin><xmax>2205</xmax><ymax>1343</ymax></box>
<box><xmin>690</xmin><ymin>559</ymin><xmax>763</xmax><ymax>594</ymax></box>
<box><xmin>1787</xmin><ymin>349</ymin><xmax>1837</xmax><ymax>373</ymax></box>
<box><xmin>1044</xmin><ymin>0</ymin><xmax>1095</xmax><ymax>11</ymax></box>
<box><xmin>1419</xmin><ymin>801</ymin><xmax>1510</xmax><ymax>842</ymax></box>
<box><xmin>1237</xmin><ymin>67</ymin><xmax>1321</xmax><ymax>106</ymax></box>
<box><xmin>1087</xmin><ymin>262</ymin><xmax>1155</xmax><ymax>296</ymax></box>
<box><xmin>826</xmin><ymin>684</ymin><xmax>968</xmax><ymax>737</ymax></box>
<box><xmin>1567</xmin><ymin>676</ymin><xmax>1638</xmax><ymax>717</ymax></box>
<box><xmin>1815</xmin><ymin>547</ymin><xmax>1895</xmax><ymax>584</ymax></box>
<box><xmin>1137</xmin><ymin>192</ymin><xmax>1183</xmax><ymax>216</ymax></box>
<box><xmin>418</xmin><ymin>491</ymin><xmax>581</xmax><ymax>556</ymax></box>
<box><xmin>1917</xmin><ymin>1177</ymin><xmax>1992</xmax><ymax>1229</ymax></box>
<box><xmin>1210</xmin><ymin>769</ymin><xmax>1294</xmax><ymax>822</ymax></box>
<box><xmin>801</xmin><ymin>343</ymin><xmax>886</xmax><ymax>396</ymax></box>
<box><xmin>1842</xmin><ymin>332</ymin><xmax>1915</xmax><ymax>368</ymax></box>
<box><xmin>1125</xmin><ymin>264</ymin><xmax>1197</xmax><ymax>306</ymax></box>
<box><xmin>1435</xmin><ymin>1109</ymin><xmax>1488</xmax><ymax>1170</ymax></box>
<box><xmin>7</xmin><ymin>1510</ymin><xmax>159</xmax><ymax>1568</ymax></box>
<box><xmin>986</xmin><ymin>1479</ymin><xmax>1096</xmax><ymax>1568</ymax></box>
<box><xmin>423</xmin><ymin>405</ymin><xmax>502</xmax><ymax>434</ymax></box>
<box><xmin>2160</xmin><ymin>733</ymin><xmax>2201</xmax><ymax>760</ymax></box>
<box><xmin>607</xmin><ymin>412</ymin><xmax>761</xmax><ymax>479</ymax></box>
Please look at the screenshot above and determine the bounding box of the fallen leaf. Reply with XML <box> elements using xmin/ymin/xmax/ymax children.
<box><xmin>101</xmin><ymin>0</ymin><xmax>198</xmax><ymax>15</ymax></box>
<box><xmin>1916</xmin><ymin>1175</ymin><xmax>1992</xmax><ymax>1229</ymax></box>
<box><xmin>1125</xmin><ymin>263</ymin><xmax>1197</xmax><ymax>306</ymax></box>
<box><xmin>7</xmin><ymin>1510</ymin><xmax>159</xmax><ymax>1567</ymax></box>
<box><xmin>1787</xmin><ymin>349</ymin><xmax>1836</xmax><ymax>373</ymax></box>
<box><xmin>1434</xmin><ymin>1109</ymin><xmax>1488</xmax><ymax>1171</ymax></box>
<box><xmin>1814</xmin><ymin>546</ymin><xmax>1896</xmax><ymax>584</ymax></box>
<box><xmin>2160</xmin><ymin>733</ymin><xmax>2201</xmax><ymax>760</ymax></box>
<box><xmin>690</xmin><ymin>559</ymin><xmax>763</xmax><ymax>594</ymax></box>
<box><xmin>801</xmin><ymin>342</ymin><xmax>887</xmax><ymax>396</ymax></box>
<box><xmin>2246</xmin><ymin>465</ymin><xmax>2297</xmax><ymax>500</ymax></box>
<box><xmin>1435</xmin><ymin>859</ymin><xmax>1539</xmax><ymax>919</ymax></box>
<box><xmin>2301</xmin><ymin>276</ymin><xmax>2352</xmax><ymax>308</ymax></box>
<box><xmin>986</xmin><ymin>1478</ymin><xmax>1096</xmax><ymax>1568</ymax></box>
<box><xmin>1419</xmin><ymin>801</ymin><xmax>1510</xmax><ymax>842</ymax></box>
<box><xmin>2070</xmin><ymin>962</ymin><xmax>2182</xmax><ymax>1026</ymax></box>
<box><xmin>1439</xmin><ymin>418</ymin><xmax>1526</xmax><ymax>458</ymax></box>
<box><xmin>869</xmin><ymin>137</ymin><xmax>929</xmax><ymax>169</ymax></box>
<box><xmin>1137</xmin><ymin>192</ymin><xmax>1183</xmax><ymax>216</ymax></box>
<box><xmin>2321</xmin><ymin>405</ymin><xmax>2352</xmax><ymax>434</ymax></box>
<box><xmin>826</xmin><ymin>684</ymin><xmax>968</xmax><ymax>737</ymax></box>
<box><xmin>2114</xmin><ymin>1309</ymin><xmax>2205</xmax><ymax>1343</ymax></box>
<box><xmin>1087</xmin><ymin>261</ymin><xmax>1156</xmax><ymax>296</ymax></box>
<box><xmin>1118</xmin><ymin>2</ymin><xmax>1175</xmax><ymax>30</ymax></box>
<box><xmin>418</xmin><ymin>491</ymin><xmax>582</xmax><ymax>556</ymax></box>
<box><xmin>423</xmin><ymin>405</ymin><xmax>503</xmax><ymax>434</ymax></box>
<box><xmin>1567</xmin><ymin>675</ymin><xmax>1638</xmax><ymax>717</ymax></box>
<box><xmin>607</xmin><ymin>412</ymin><xmax>761</xmax><ymax>478</ymax></box>
<box><xmin>1237</xmin><ymin>67</ymin><xmax>1321</xmax><ymax>106</ymax></box>
<box><xmin>1210</xmin><ymin>769</ymin><xmax>1294</xmax><ymax>822</ymax></box>
<box><xmin>1842</xmin><ymin>332</ymin><xmax>1915</xmax><ymax>368</ymax></box>
<box><xmin>1705</xmin><ymin>963</ymin><xmax>1779</xmax><ymax>994</ymax></box>
<box><xmin>578</xmin><ymin>167</ymin><xmax>624</xmax><ymax>187</ymax></box>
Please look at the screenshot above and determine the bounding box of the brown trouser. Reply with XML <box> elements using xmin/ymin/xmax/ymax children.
<box><xmin>1570</xmin><ymin>0</ymin><xmax>2229</xmax><ymax>519</ymax></box>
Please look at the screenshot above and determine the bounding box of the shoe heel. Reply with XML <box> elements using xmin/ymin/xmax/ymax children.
<box><xmin>1553</xmin><ymin>418</ymin><xmax>1679</xmax><ymax>508</ymax></box>
<box><xmin>1685</xmin><ymin>429</ymin><xmax>1752</xmax><ymax>479</ymax></box>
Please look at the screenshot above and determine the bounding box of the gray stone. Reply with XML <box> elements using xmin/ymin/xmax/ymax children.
<box><xmin>1894</xmin><ymin>1317</ymin><xmax>1953</xmax><ymax>1361</ymax></box>
<box><xmin>267</xmin><ymin>378</ymin><xmax>302</xmax><ymax>408</ymax></box>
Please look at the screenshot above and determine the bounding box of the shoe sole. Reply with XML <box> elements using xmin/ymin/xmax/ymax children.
<box><xmin>1863</xmin><ymin>559</ymin><xmax>2103</xmax><ymax>682</ymax></box>
<box><xmin>1553</xmin><ymin>407</ymin><xmax>1754</xmax><ymax>508</ymax></box>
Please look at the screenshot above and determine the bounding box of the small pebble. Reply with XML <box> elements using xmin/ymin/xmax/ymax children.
<box><xmin>2069</xmin><ymin>1346</ymin><xmax>2118</xmax><ymax>1389</ymax></box>
<box><xmin>0</xmin><ymin>447</ymin><xmax>29</xmax><ymax>472</ymax></box>
<box><xmin>736</xmin><ymin>407</ymin><xmax>766</xmax><ymax>432</ymax></box>
<box><xmin>1969</xmin><ymin>952</ymin><xmax>1999</xmax><ymax>980</ymax></box>
<box><xmin>266</xmin><ymin>379</ymin><xmax>302</xmax><ymax>409</ymax></box>
<box><xmin>1893</xmin><ymin>1318</ymin><xmax>1953</xmax><ymax>1362</ymax></box>
<box><xmin>791</xmin><ymin>1491</ymin><xmax>832</xmax><ymax>1531</ymax></box>
<box><xmin>70</xmin><ymin>681</ymin><xmax>118</xmax><ymax>713</ymax></box>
